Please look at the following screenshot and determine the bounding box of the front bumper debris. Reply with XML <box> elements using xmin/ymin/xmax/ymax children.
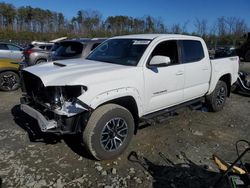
<box><xmin>21</xmin><ymin>104</ymin><xmax>57</xmax><ymax>132</ymax></box>
<box><xmin>20</xmin><ymin>98</ymin><xmax>90</xmax><ymax>134</ymax></box>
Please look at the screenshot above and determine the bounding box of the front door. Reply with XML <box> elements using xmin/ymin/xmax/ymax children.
<box><xmin>144</xmin><ymin>40</ymin><xmax>185</xmax><ymax>114</ymax></box>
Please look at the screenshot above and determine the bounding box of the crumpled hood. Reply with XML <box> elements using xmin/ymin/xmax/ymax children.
<box><xmin>24</xmin><ymin>59</ymin><xmax>136</xmax><ymax>86</ymax></box>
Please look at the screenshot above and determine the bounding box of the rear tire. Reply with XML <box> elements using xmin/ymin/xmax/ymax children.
<box><xmin>35</xmin><ymin>59</ymin><xmax>46</xmax><ymax>64</ymax></box>
<box><xmin>83</xmin><ymin>104</ymin><xmax>134</xmax><ymax>160</ymax></box>
<box><xmin>206</xmin><ymin>80</ymin><xmax>228</xmax><ymax>112</ymax></box>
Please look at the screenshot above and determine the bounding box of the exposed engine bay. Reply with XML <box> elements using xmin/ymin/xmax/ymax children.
<box><xmin>20</xmin><ymin>70</ymin><xmax>89</xmax><ymax>133</ymax></box>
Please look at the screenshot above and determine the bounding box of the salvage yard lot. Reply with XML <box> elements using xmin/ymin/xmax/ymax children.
<box><xmin>0</xmin><ymin>63</ymin><xmax>250</xmax><ymax>188</ymax></box>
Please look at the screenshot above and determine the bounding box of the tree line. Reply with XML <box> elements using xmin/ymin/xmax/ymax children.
<box><xmin>0</xmin><ymin>2</ymin><xmax>249</xmax><ymax>47</ymax></box>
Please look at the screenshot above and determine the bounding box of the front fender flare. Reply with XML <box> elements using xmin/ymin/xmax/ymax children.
<box><xmin>88</xmin><ymin>87</ymin><xmax>144</xmax><ymax>117</ymax></box>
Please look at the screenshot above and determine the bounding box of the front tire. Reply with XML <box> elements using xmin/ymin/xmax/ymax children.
<box><xmin>0</xmin><ymin>71</ymin><xmax>20</xmax><ymax>91</ymax></box>
<box><xmin>206</xmin><ymin>80</ymin><xmax>228</xmax><ymax>112</ymax></box>
<box><xmin>83</xmin><ymin>104</ymin><xmax>134</xmax><ymax>160</ymax></box>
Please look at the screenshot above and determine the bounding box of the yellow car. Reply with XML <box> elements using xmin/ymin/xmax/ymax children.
<box><xmin>0</xmin><ymin>59</ymin><xmax>20</xmax><ymax>91</ymax></box>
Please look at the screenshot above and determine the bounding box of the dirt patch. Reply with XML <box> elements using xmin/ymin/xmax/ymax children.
<box><xmin>0</xmin><ymin>65</ymin><xmax>250</xmax><ymax>187</ymax></box>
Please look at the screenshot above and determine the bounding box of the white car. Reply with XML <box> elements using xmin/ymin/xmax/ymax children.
<box><xmin>20</xmin><ymin>34</ymin><xmax>239</xmax><ymax>160</ymax></box>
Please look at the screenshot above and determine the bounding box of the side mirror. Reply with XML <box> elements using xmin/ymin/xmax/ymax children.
<box><xmin>149</xmin><ymin>55</ymin><xmax>171</xmax><ymax>67</ymax></box>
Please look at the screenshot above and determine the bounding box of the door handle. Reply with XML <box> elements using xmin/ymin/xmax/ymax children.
<box><xmin>176</xmin><ymin>71</ymin><xmax>184</xmax><ymax>75</ymax></box>
<box><xmin>202</xmin><ymin>67</ymin><xmax>209</xmax><ymax>70</ymax></box>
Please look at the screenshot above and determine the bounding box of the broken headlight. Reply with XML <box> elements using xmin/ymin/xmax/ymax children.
<box><xmin>43</xmin><ymin>85</ymin><xmax>88</xmax><ymax>116</ymax></box>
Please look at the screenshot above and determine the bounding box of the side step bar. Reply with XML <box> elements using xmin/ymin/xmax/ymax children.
<box><xmin>141</xmin><ymin>97</ymin><xmax>204</xmax><ymax>124</ymax></box>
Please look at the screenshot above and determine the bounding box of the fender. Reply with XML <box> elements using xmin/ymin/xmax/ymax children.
<box><xmin>207</xmin><ymin>71</ymin><xmax>232</xmax><ymax>95</ymax></box>
<box><xmin>88</xmin><ymin>87</ymin><xmax>144</xmax><ymax>117</ymax></box>
<box><xmin>0</xmin><ymin>67</ymin><xmax>19</xmax><ymax>74</ymax></box>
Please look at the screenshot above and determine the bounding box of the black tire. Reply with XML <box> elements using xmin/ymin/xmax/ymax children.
<box><xmin>35</xmin><ymin>59</ymin><xmax>47</xmax><ymax>64</ymax></box>
<box><xmin>245</xmin><ymin>50</ymin><xmax>250</xmax><ymax>62</ymax></box>
<box><xmin>0</xmin><ymin>71</ymin><xmax>20</xmax><ymax>91</ymax></box>
<box><xmin>206</xmin><ymin>80</ymin><xmax>228</xmax><ymax>112</ymax></box>
<box><xmin>83</xmin><ymin>104</ymin><xmax>134</xmax><ymax>160</ymax></box>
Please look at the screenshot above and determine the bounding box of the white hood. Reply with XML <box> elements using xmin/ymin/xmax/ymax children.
<box><xmin>24</xmin><ymin>59</ymin><xmax>136</xmax><ymax>87</ymax></box>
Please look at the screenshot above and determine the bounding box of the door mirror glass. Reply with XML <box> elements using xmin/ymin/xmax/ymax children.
<box><xmin>149</xmin><ymin>55</ymin><xmax>171</xmax><ymax>67</ymax></box>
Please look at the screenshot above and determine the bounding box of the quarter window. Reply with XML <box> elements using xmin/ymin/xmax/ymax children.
<box><xmin>181</xmin><ymin>40</ymin><xmax>204</xmax><ymax>63</ymax></box>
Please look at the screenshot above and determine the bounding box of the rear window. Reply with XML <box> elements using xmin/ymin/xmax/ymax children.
<box><xmin>55</xmin><ymin>42</ymin><xmax>84</xmax><ymax>57</ymax></box>
<box><xmin>24</xmin><ymin>44</ymin><xmax>35</xmax><ymax>50</ymax></box>
<box><xmin>181</xmin><ymin>40</ymin><xmax>204</xmax><ymax>63</ymax></box>
<box><xmin>51</xmin><ymin>43</ymin><xmax>60</xmax><ymax>51</ymax></box>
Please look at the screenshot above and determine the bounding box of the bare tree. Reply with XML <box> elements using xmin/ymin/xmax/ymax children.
<box><xmin>216</xmin><ymin>17</ymin><xmax>227</xmax><ymax>36</ymax></box>
<box><xmin>170</xmin><ymin>23</ymin><xmax>182</xmax><ymax>34</ymax></box>
<box><xmin>233</xmin><ymin>18</ymin><xmax>248</xmax><ymax>36</ymax></box>
<box><xmin>194</xmin><ymin>18</ymin><xmax>208</xmax><ymax>36</ymax></box>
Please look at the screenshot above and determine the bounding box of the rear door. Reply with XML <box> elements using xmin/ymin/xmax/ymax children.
<box><xmin>144</xmin><ymin>40</ymin><xmax>185</xmax><ymax>114</ymax></box>
<box><xmin>180</xmin><ymin>40</ymin><xmax>211</xmax><ymax>101</ymax></box>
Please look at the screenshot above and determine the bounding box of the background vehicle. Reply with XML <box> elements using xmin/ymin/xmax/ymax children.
<box><xmin>236</xmin><ymin>32</ymin><xmax>250</xmax><ymax>62</ymax></box>
<box><xmin>49</xmin><ymin>38</ymin><xmax>106</xmax><ymax>61</ymax></box>
<box><xmin>232</xmin><ymin>71</ymin><xmax>250</xmax><ymax>95</ymax></box>
<box><xmin>0</xmin><ymin>42</ymin><xmax>23</xmax><ymax>60</ymax></box>
<box><xmin>0</xmin><ymin>59</ymin><xmax>20</xmax><ymax>91</ymax></box>
<box><xmin>214</xmin><ymin>47</ymin><xmax>237</xmax><ymax>59</ymax></box>
<box><xmin>23</xmin><ymin>42</ymin><xmax>54</xmax><ymax>66</ymax></box>
<box><xmin>20</xmin><ymin>34</ymin><xmax>239</xmax><ymax>160</ymax></box>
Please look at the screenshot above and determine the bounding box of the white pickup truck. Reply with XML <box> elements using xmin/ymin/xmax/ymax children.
<box><xmin>20</xmin><ymin>34</ymin><xmax>239</xmax><ymax>160</ymax></box>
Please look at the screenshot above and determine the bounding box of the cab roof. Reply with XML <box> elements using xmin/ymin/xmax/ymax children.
<box><xmin>112</xmin><ymin>34</ymin><xmax>202</xmax><ymax>41</ymax></box>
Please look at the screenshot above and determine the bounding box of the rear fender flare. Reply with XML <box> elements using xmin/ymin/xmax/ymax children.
<box><xmin>207</xmin><ymin>72</ymin><xmax>232</xmax><ymax>95</ymax></box>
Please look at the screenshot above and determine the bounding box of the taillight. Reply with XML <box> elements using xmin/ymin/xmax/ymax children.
<box><xmin>23</xmin><ymin>50</ymin><xmax>33</xmax><ymax>55</ymax></box>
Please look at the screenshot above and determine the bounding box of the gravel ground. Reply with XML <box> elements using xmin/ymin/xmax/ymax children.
<box><xmin>0</xmin><ymin>62</ymin><xmax>249</xmax><ymax>188</ymax></box>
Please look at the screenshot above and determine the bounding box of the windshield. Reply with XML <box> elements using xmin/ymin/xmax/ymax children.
<box><xmin>87</xmin><ymin>39</ymin><xmax>151</xmax><ymax>66</ymax></box>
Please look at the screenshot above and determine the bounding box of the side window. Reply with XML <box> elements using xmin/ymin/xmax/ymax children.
<box><xmin>7</xmin><ymin>44</ymin><xmax>21</xmax><ymax>51</ymax></box>
<box><xmin>39</xmin><ymin>45</ymin><xmax>45</xmax><ymax>50</ymax></box>
<box><xmin>0</xmin><ymin>44</ymin><xmax>8</xmax><ymax>50</ymax></box>
<box><xmin>46</xmin><ymin>45</ymin><xmax>52</xmax><ymax>50</ymax></box>
<box><xmin>181</xmin><ymin>40</ymin><xmax>204</xmax><ymax>63</ymax></box>
<box><xmin>150</xmin><ymin>40</ymin><xmax>179</xmax><ymax>65</ymax></box>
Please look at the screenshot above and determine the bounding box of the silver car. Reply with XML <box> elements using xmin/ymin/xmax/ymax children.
<box><xmin>0</xmin><ymin>42</ymin><xmax>24</xmax><ymax>60</ymax></box>
<box><xmin>23</xmin><ymin>43</ymin><xmax>54</xmax><ymax>66</ymax></box>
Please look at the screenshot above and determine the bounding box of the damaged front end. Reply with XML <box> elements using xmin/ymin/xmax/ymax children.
<box><xmin>20</xmin><ymin>71</ymin><xmax>91</xmax><ymax>134</ymax></box>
